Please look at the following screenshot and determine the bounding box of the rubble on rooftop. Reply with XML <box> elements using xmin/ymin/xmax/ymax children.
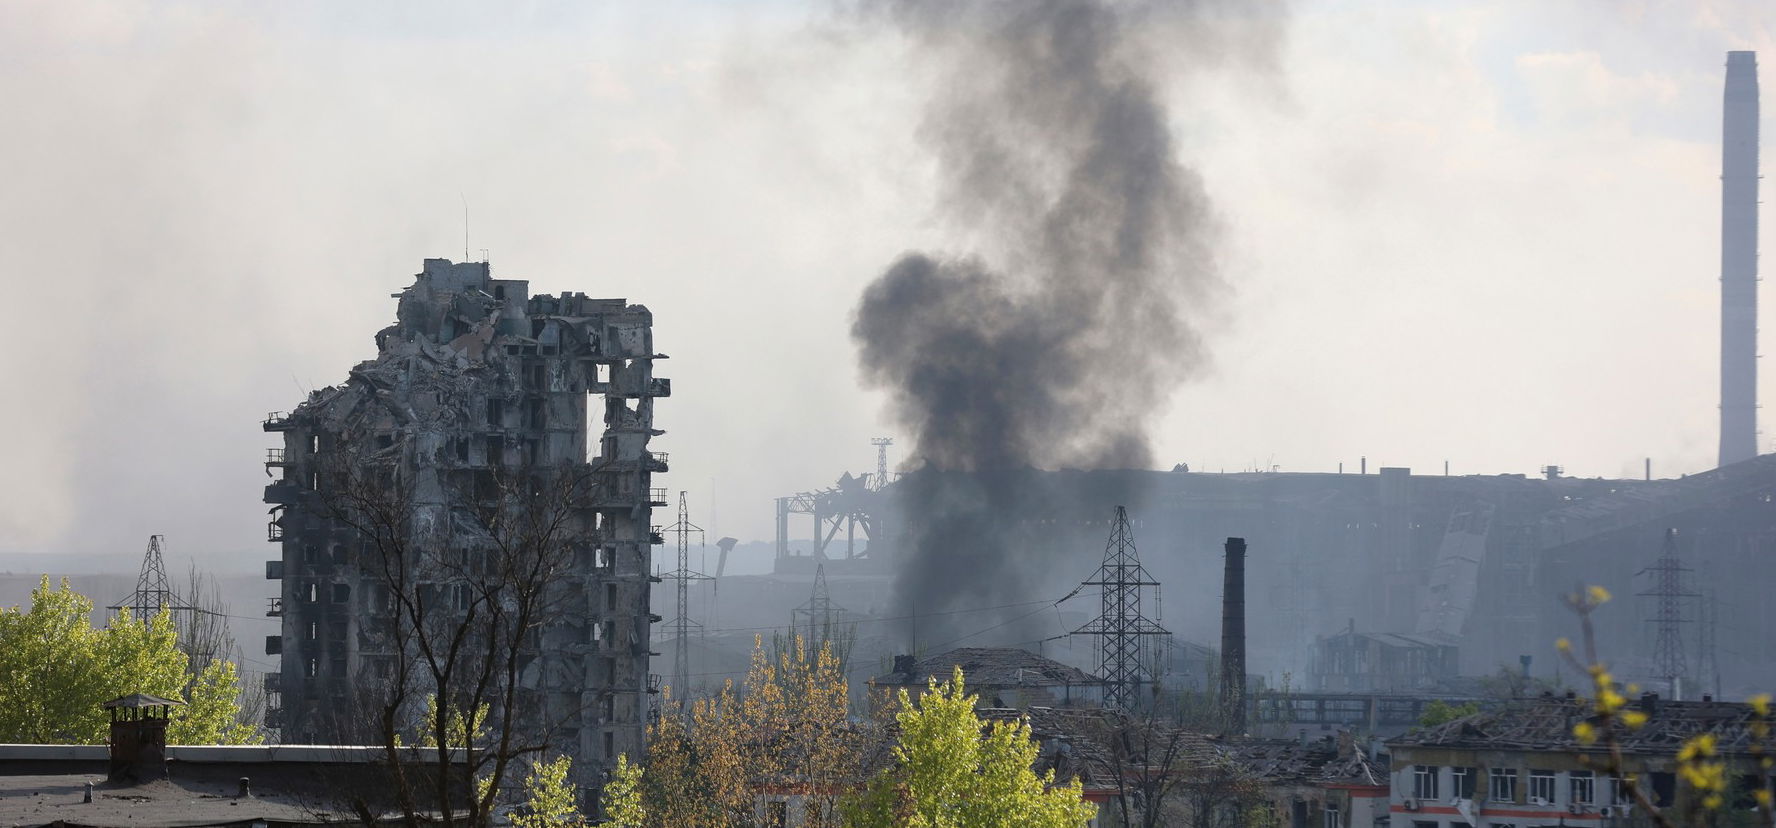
<box><xmin>1392</xmin><ymin>693</ymin><xmax>1764</xmax><ymax>755</ymax></box>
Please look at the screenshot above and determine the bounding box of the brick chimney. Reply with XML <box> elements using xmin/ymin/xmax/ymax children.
<box><xmin>103</xmin><ymin>693</ymin><xmax>184</xmax><ymax>783</ymax></box>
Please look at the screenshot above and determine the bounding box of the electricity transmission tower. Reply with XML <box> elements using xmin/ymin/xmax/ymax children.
<box><xmin>660</xmin><ymin>492</ymin><xmax>710</xmax><ymax>700</ymax></box>
<box><xmin>1069</xmin><ymin>506</ymin><xmax>1169</xmax><ymax>709</ymax></box>
<box><xmin>870</xmin><ymin>437</ymin><xmax>894</xmax><ymax>491</ymax></box>
<box><xmin>109</xmin><ymin>535</ymin><xmax>190</xmax><ymax>623</ymax></box>
<box><xmin>1638</xmin><ymin>528</ymin><xmax>1696</xmax><ymax>698</ymax></box>
<box><xmin>792</xmin><ymin>562</ymin><xmax>853</xmax><ymax>663</ymax></box>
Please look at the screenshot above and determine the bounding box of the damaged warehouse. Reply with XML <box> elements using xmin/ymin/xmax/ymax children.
<box><xmin>261</xmin><ymin>258</ymin><xmax>669</xmax><ymax>790</ymax></box>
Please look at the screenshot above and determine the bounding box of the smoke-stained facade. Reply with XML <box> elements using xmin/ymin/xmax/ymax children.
<box><xmin>262</xmin><ymin>259</ymin><xmax>668</xmax><ymax>783</ymax></box>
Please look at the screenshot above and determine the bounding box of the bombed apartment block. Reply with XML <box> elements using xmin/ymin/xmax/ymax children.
<box><xmin>261</xmin><ymin>258</ymin><xmax>669</xmax><ymax>778</ymax></box>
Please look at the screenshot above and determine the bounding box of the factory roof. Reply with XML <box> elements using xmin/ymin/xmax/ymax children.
<box><xmin>1319</xmin><ymin>630</ymin><xmax>1455</xmax><ymax>650</ymax></box>
<box><xmin>872</xmin><ymin>647</ymin><xmax>1102</xmax><ymax>689</ymax></box>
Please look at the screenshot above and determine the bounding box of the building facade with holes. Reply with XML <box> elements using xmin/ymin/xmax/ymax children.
<box><xmin>261</xmin><ymin>258</ymin><xmax>668</xmax><ymax>801</ymax></box>
<box><xmin>1387</xmin><ymin>693</ymin><xmax>1770</xmax><ymax>828</ymax></box>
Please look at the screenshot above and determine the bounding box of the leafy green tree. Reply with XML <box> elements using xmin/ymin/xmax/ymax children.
<box><xmin>1416</xmin><ymin>700</ymin><xmax>1481</xmax><ymax>728</ymax></box>
<box><xmin>512</xmin><ymin>754</ymin><xmax>581</xmax><ymax>828</ymax></box>
<box><xmin>0</xmin><ymin>577</ymin><xmax>254</xmax><ymax>745</ymax></box>
<box><xmin>175</xmin><ymin>660</ymin><xmax>260</xmax><ymax>745</ymax></box>
<box><xmin>416</xmin><ymin>694</ymin><xmax>489</xmax><ymax>749</ymax></box>
<box><xmin>602</xmin><ymin>754</ymin><xmax>646</xmax><ymax>828</ymax></box>
<box><xmin>843</xmin><ymin>667</ymin><xmax>1097</xmax><ymax>828</ymax></box>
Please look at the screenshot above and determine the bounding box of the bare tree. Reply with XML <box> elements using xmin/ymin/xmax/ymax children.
<box><xmin>178</xmin><ymin>564</ymin><xmax>266</xmax><ymax>738</ymax></box>
<box><xmin>1166</xmin><ymin>748</ymin><xmax>1272</xmax><ymax>828</ymax></box>
<box><xmin>312</xmin><ymin>447</ymin><xmax>603</xmax><ymax>827</ymax></box>
<box><xmin>1081</xmin><ymin>707</ymin><xmax>1217</xmax><ymax>828</ymax></box>
<box><xmin>177</xmin><ymin>564</ymin><xmax>235</xmax><ymax>673</ymax></box>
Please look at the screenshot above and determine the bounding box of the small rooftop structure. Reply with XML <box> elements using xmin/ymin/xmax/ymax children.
<box><xmin>102</xmin><ymin>693</ymin><xmax>184</xmax><ymax>784</ymax></box>
<box><xmin>103</xmin><ymin>693</ymin><xmax>184</xmax><ymax>712</ymax></box>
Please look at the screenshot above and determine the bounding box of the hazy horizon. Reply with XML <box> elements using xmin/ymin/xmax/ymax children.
<box><xmin>1</xmin><ymin>0</ymin><xmax>1771</xmax><ymax>574</ymax></box>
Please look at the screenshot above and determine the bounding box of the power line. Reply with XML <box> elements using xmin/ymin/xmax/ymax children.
<box><xmin>923</xmin><ymin>604</ymin><xmax>1059</xmax><ymax>654</ymax></box>
<box><xmin>699</xmin><ymin>597</ymin><xmax>1061</xmax><ymax>636</ymax></box>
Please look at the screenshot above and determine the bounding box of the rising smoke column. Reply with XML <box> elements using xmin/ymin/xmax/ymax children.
<box><xmin>852</xmin><ymin>0</ymin><xmax>1234</xmax><ymax>643</ymax></box>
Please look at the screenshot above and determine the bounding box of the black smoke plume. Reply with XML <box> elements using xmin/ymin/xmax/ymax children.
<box><xmin>852</xmin><ymin>0</ymin><xmax>1241</xmax><ymax>646</ymax></box>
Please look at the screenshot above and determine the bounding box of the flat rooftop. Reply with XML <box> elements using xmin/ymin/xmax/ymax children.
<box><xmin>0</xmin><ymin>771</ymin><xmax>332</xmax><ymax>827</ymax></box>
<box><xmin>0</xmin><ymin>745</ymin><xmax>467</xmax><ymax>827</ymax></box>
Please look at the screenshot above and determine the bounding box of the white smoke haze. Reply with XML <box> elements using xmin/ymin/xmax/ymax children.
<box><xmin>0</xmin><ymin>0</ymin><xmax>1770</xmax><ymax>592</ymax></box>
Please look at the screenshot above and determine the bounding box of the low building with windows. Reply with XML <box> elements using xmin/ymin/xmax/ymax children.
<box><xmin>1231</xmin><ymin>733</ymin><xmax>1391</xmax><ymax>828</ymax></box>
<box><xmin>1386</xmin><ymin>692</ymin><xmax>1768</xmax><ymax>828</ymax></box>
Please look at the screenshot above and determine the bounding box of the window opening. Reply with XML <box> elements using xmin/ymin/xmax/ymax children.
<box><xmin>1529</xmin><ymin>770</ymin><xmax>1556</xmax><ymax>804</ymax></box>
<box><xmin>1414</xmin><ymin>766</ymin><xmax>1440</xmax><ymax>800</ymax></box>
<box><xmin>1490</xmin><ymin>768</ymin><xmax>1519</xmax><ymax>803</ymax></box>
<box><xmin>1571</xmin><ymin>771</ymin><xmax>1595</xmax><ymax>806</ymax></box>
<box><xmin>1452</xmin><ymin>767</ymin><xmax>1477</xmax><ymax>799</ymax></box>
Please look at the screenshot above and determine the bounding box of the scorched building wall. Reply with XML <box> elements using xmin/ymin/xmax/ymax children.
<box><xmin>261</xmin><ymin>258</ymin><xmax>668</xmax><ymax>782</ymax></box>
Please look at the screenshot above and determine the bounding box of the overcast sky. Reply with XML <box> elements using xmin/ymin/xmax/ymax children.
<box><xmin>1</xmin><ymin>0</ymin><xmax>1770</xmax><ymax>573</ymax></box>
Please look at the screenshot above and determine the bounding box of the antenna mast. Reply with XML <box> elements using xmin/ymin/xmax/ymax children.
<box><xmin>870</xmin><ymin>437</ymin><xmax>894</xmax><ymax>491</ymax></box>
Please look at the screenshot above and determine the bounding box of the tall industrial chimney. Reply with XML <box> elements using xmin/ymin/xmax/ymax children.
<box><xmin>1720</xmin><ymin>51</ymin><xmax>1760</xmax><ymax>468</ymax></box>
<box><xmin>1219</xmin><ymin>537</ymin><xmax>1246</xmax><ymax>734</ymax></box>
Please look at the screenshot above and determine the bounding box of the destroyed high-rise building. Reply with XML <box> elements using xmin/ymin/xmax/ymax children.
<box><xmin>261</xmin><ymin>258</ymin><xmax>668</xmax><ymax>780</ymax></box>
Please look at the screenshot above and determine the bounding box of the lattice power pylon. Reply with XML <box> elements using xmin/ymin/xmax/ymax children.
<box><xmin>792</xmin><ymin>562</ymin><xmax>849</xmax><ymax>649</ymax></box>
<box><xmin>660</xmin><ymin>492</ymin><xmax>710</xmax><ymax>701</ymax></box>
<box><xmin>870</xmin><ymin>437</ymin><xmax>893</xmax><ymax>491</ymax></box>
<box><xmin>110</xmin><ymin>535</ymin><xmax>190</xmax><ymax>623</ymax></box>
<box><xmin>1638</xmin><ymin>528</ymin><xmax>1697</xmax><ymax>698</ymax></box>
<box><xmin>1069</xmin><ymin>506</ymin><xmax>1169</xmax><ymax>709</ymax></box>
